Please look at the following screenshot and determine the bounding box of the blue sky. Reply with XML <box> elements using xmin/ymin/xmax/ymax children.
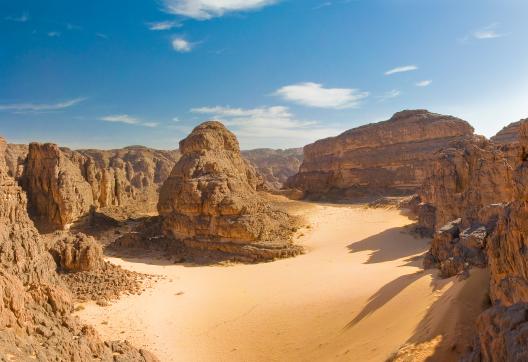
<box><xmin>1</xmin><ymin>0</ymin><xmax>527</xmax><ymax>150</ymax></box>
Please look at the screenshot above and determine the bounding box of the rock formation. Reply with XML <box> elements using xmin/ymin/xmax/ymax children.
<box><xmin>22</xmin><ymin>143</ymin><xmax>94</xmax><ymax>233</ymax></box>
<box><xmin>4</xmin><ymin>143</ymin><xmax>28</xmax><ymax>178</ymax></box>
<box><xmin>242</xmin><ymin>148</ymin><xmax>303</xmax><ymax>189</ymax></box>
<box><xmin>49</xmin><ymin>232</ymin><xmax>104</xmax><ymax>272</ymax></box>
<box><xmin>0</xmin><ymin>135</ymin><xmax>157</xmax><ymax>361</ymax></box>
<box><xmin>491</xmin><ymin>120</ymin><xmax>526</xmax><ymax>145</ymax></box>
<box><xmin>158</xmin><ymin>121</ymin><xmax>302</xmax><ymax>261</ymax></box>
<box><xmin>18</xmin><ymin>143</ymin><xmax>180</xmax><ymax>231</ymax></box>
<box><xmin>287</xmin><ymin>110</ymin><xmax>474</xmax><ymax>200</ymax></box>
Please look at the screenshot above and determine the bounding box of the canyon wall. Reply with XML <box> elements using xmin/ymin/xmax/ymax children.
<box><xmin>0</xmin><ymin>136</ymin><xmax>156</xmax><ymax>360</ymax></box>
<box><xmin>287</xmin><ymin>110</ymin><xmax>474</xmax><ymax>200</ymax></box>
<box><xmin>158</xmin><ymin>121</ymin><xmax>302</xmax><ymax>261</ymax></box>
<box><xmin>242</xmin><ymin>148</ymin><xmax>303</xmax><ymax>189</ymax></box>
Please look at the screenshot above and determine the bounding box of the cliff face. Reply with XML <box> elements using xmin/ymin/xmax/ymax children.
<box><xmin>158</xmin><ymin>121</ymin><xmax>302</xmax><ymax>261</ymax></box>
<box><xmin>242</xmin><ymin>148</ymin><xmax>303</xmax><ymax>189</ymax></box>
<box><xmin>288</xmin><ymin>110</ymin><xmax>474</xmax><ymax>200</ymax></box>
<box><xmin>0</xmin><ymin>136</ymin><xmax>157</xmax><ymax>361</ymax></box>
<box><xmin>23</xmin><ymin>143</ymin><xmax>95</xmax><ymax>233</ymax></box>
<box><xmin>18</xmin><ymin>144</ymin><xmax>180</xmax><ymax>231</ymax></box>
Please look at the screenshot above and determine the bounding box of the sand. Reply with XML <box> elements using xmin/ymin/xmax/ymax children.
<box><xmin>77</xmin><ymin>202</ymin><xmax>489</xmax><ymax>362</ymax></box>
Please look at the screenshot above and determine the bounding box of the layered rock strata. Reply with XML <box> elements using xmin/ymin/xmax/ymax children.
<box><xmin>0</xmin><ymin>136</ymin><xmax>157</xmax><ymax>361</ymax></box>
<box><xmin>287</xmin><ymin>110</ymin><xmax>474</xmax><ymax>200</ymax></box>
<box><xmin>158</xmin><ymin>121</ymin><xmax>302</xmax><ymax>261</ymax></box>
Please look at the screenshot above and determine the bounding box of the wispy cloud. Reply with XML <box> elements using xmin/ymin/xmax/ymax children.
<box><xmin>147</xmin><ymin>20</ymin><xmax>181</xmax><ymax>31</ymax></box>
<box><xmin>5</xmin><ymin>13</ymin><xmax>29</xmax><ymax>22</ymax></box>
<box><xmin>0</xmin><ymin>97</ymin><xmax>85</xmax><ymax>112</ymax></box>
<box><xmin>99</xmin><ymin>114</ymin><xmax>159</xmax><ymax>127</ymax></box>
<box><xmin>313</xmin><ymin>2</ymin><xmax>332</xmax><ymax>10</ymax></box>
<box><xmin>274</xmin><ymin>82</ymin><xmax>368</xmax><ymax>109</ymax></box>
<box><xmin>473</xmin><ymin>23</ymin><xmax>505</xmax><ymax>40</ymax></box>
<box><xmin>191</xmin><ymin>105</ymin><xmax>342</xmax><ymax>148</ymax></box>
<box><xmin>377</xmin><ymin>89</ymin><xmax>401</xmax><ymax>102</ymax></box>
<box><xmin>96</xmin><ymin>33</ymin><xmax>108</xmax><ymax>39</ymax></box>
<box><xmin>172</xmin><ymin>37</ymin><xmax>193</xmax><ymax>52</ymax></box>
<box><xmin>47</xmin><ymin>31</ymin><xmax>61</xmax><ymax>37</ymax></box>
<box><xmin>416</xmin><ymin>80</ymin><xmax>432</xmax><ymax>87</ymax></box>
<box><xmin>162</xmin><ymin>0</ymin><xmax>278</xmax><ymax>20</ymax></box>
<box><xmin>384</xmin><ymin>65</ymin><xmax>418</xmax><ymax>76</ymax></box>
<box><xmin>100</xmin><ymin>114</ymin><xmax>139</xmax><ymax>124</ymax></box>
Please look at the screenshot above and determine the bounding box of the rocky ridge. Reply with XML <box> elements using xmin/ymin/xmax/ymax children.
<box><xmin>242</xmin><ymin>147</ymin><xmax>303</xmax><ymax>189</ymax></box>
<box><xmin>158</xmin><ymin>121</ymin><xmax>302</xmax><ymax>262</ymax></box>
<box><xmin>0</xmin><ymin>135</ymin><xmax>157</xmax><ymax>361</ymax></box>
<box><xmin>287</xmin><ymin>110</ymin><xmax>474</xmax><ymax>200</ymax></box>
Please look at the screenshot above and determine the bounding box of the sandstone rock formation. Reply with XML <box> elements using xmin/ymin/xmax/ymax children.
<box><xmin>23</xmin><ymin>142</ymin><xmax>94</xmax><ymax>233</ymax></box>
<box><xmin>491</xmin><ymin>119</ymin><xmax>527</xmax><ymax>145</ymax></box>
<box><xmin>287</xmin><ymin>110</ymin><xmax>474</xmax><ymax>200</ymax></box>
<box><xmin>19</xmin><ymin>143</ymin><xmax>180</xmax><ymax>231</ymax></box>
<box><xmin>0</xmin><ymin>135</ymin><xmax>157</xmax><ymax>361</ymax></box>
<box><xmin>4</xmin><ymin>143</ymin><xmax>27</xmax><ymax>178</ymax></box>
<box><xmin>158</xmin><ymin>121</ymin><xmax>302</xmax><ymax>261</ymax></box>
<box><xmin>242</xmin><ymin>147</ymin><xmax>303</xmax><ymax>189</ymax></box>
<box><xmin>49</xmin><ymin>232</ymin><xmax>103</xmax><ymax>272</ymax></box>
<box><xmin>418</xmin><ymin>136</ymin><xmax>514</xmax><ymax>233</ymax></box>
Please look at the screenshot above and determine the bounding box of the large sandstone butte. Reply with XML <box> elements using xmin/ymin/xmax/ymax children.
<box><xmin>19</xmin><ymin>143</ymin><xmax>180</xmax><ymax>232</ymax></box>
<box><xmin>242</xmin><ymin>147</ymin><xmax>303</xmax><ymax>189</ymax></box>
<box><xmin>158</xmin><ymin>121</ymin><xmax>302</xmax><ymax>261</ymax></box>
<box><xmin>287</xmin><ymin>110</ymin><xmax>474</xmax><ymax>200</ymax></box>
<box><xmin>0</xmin><ymin>136</ymin><xmax>157</xmax><ymax>361</ymax></box>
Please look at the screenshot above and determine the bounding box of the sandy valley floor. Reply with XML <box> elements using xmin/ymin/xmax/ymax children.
<box><xmin>78</xmin><ymin>202</ymin><xmax>489</xmax><ymax>362</ymax></box>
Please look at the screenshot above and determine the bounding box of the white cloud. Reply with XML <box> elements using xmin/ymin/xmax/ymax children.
<box><xmin>191</xmin><ymin>105</ymin><xmax>342</xmax><ymax>148</ymax></box>
<box><xmin>172</xmin><ymin>117</ymin><xmax>181</xmax><ymax>122</ymax></box>
<box><xmin>47</xmin><ymin>31</ymin><xmax>61</xmax><ymax>37</ymax></box>
<box><xmin>100</xmin><ymin>114</ymin><xmax>139</xmax><ymax>125</ymax></box>
<box><xmin>384</xmin><ymin>65</ymin><xmax>418</xmax><ymax>76</ymax></box>
<box><xmin>6</xmin><ymin>13</ymin><xmax>29</xmax><ymax>22</ymax></box>
<box><xmin>96</xmin><ymin>33</ymin><xmax>108</xmax><ymax>39</ymax></box>
<box><xmin>274</xmin><ymin>82</ymin><xmax>369</xmax><ymax>109</ymax></box>
<box><xmin>99</xmin><ymin>114</ymin><xmax>160</xmax><ymax>128</ymax></box>
<box><xmin>142</xmin><ymin>122</ymin><xmax>159</xmax><ymax>128</ymax></box>
<box><xmin>377</xmin><ymin>89</ymin><xmax>401</xmax><ymax>102</ymax></box>
<box><xmin>162</xmin><ymin>0</ymin><xmax>278</xmax><ymax>20</ymax></box>
<box><xmin>473</xmin><ymin>23</ymin><xmax>505</xmax><ymax>40</ymax></box>
<box><xmin>0</xmin><ymin>97</ymin><xmax>85</xmax><ymax>111</ymax></box>
<box><xmin>147</xmin><ymin>20</ymin><xmax>181</xmax><ymax>31</ymax></box>
<box><xmin>172</xmin><ymin>37</ymin><xmax>193</xmax><ymax>52</ymax></box>
<box><xmin>416</xmin><ymin>80</ymin><xmax>432</xmax><ymax>87</ymax></box>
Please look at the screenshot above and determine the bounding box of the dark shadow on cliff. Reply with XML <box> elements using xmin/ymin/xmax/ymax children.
<box><xmin>347</xmin><ymin>226</ymin><xmax>430</xmax><ymax>264</ymax></box>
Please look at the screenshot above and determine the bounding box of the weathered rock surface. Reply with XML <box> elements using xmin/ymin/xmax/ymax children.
<box><xmin>158</xmin><ymin>121</ymin><xmax>302</xmax><ymax>261</ymax></box>
<box><xmin>418</xmin><ymin>136</ymin><xmax>515</xmax><ymax>233</ymax></box>
<box><xmin>19</xmin><ymin>143</ymin><xmax>180</xmax><ymax>231</ymax></box>
<box><xmin>0</xmin><ymin>136</ymin><xmax>158</xmax><ymax>361</ymax></box>
<box><xmin>48</xmin><ymin>232</ymin><xmax>103</xmax><ymax>272</ymax></box>
<box><xmin>242</xmin><ymin>148</ymin><xmax>303</xmax><ymax>189</ymax></box>
<box><xmin>491</xmin><ymin>119</ymin><xmax>527</xmax><ymax>145</ymax></box>
<box><xmin>288</xmin><ymin>110</ymin><xmax>474</xmax><ymax>200</ymax></box>
<box><xmin>4</xmin><ymin>143</ymin><xmax>28</xmax><ymax>178</ymax></box>
<box><xmin>22</xmin><ymin>142</ymin><xmax>94</xmax><ymax>233</ymax></box>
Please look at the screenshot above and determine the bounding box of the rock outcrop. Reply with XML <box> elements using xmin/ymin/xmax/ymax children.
<box><xmin>22</xmin><ymin>143</ymin><xmax>94</xmax><ymax>233</ymax></box>
<box><xmin>491</xmin><ymin>120</ymin><xmax>526</xmax><ymax>145</ymax></box>
<box><xmin>242</xmin><ymin>148</ymin><xmax>303</xmax><ymax>189</ymax></box>
<box><xmin>49</xmin><ymin>232</ymin><xmax>103</xmax><ymax>272</ymax></box>
<box><xmin>158</xmin><ymin>121</ymin><xmax>302</xmax><ymax>262</ymax></box>
<box><xmin>287</xmin><ymin>110</ymin><xmax>474</xmax><ymax>200</ymax></box>
<box><xmin>19</xmin><ymin>143</ymin><xmax>180</xmax><ymax>231</ymax></box>
<box><xmin>0</xmin><ymin>135</ymin><xmax>157</xmax><ymax>361</ymax></box>
<box><xmin>418</xmin><ymin>136</ymin><xmax>514</xmax><ymax>233</ymax></box>
<box><xmin>4</xmin><ymin>143</ymin><xmax>28</xmax><ymax>178</ymax></box>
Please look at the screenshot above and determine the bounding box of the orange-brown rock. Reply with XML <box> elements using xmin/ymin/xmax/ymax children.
<box><xmin>49</xmin><ymin>232</ymin><xmax>103</xmax><ymax>272</ymax></box>
<box><xmin>418</xmin><ymin>136</ymin><xmax>515</xmax><ymax>233</ymax></box>
<box><xmin>287</xmin><ymin>110</ymin><xmax>474</xmax><ymax>200</ymax></box>
<box><xmin>4</xmin><ymin>143</ymin><xmax>27</xmax><ymax>178</ymax></box>
<box><xmin>22</xmin><ymin>142</ymin><xmax>94</xmax><ymax>232</ymax></box>
<box><xmin>0</xmin><ymin>135</ymin><xmax>158</xmax><ymax>361</ymax></box>
<box><xmin>158</xmin><ymin>121</ymin><xmax>302</xmax><ymax>261</ymax></box>
<box><xmin>242</xmin><ymin>148</ymin><xmax>303</xmax><ymax>189</ymax></box>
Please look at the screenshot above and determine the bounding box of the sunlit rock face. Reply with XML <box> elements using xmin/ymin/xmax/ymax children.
<box><xmin>287</xmin><ymin>110</ymin><xmax>474</xmax><ymax>200</ymax></box>
<box><xmin>158</xmin><ymin>121</ymin><xmax>302</xmax><ymax>261</ymax></box>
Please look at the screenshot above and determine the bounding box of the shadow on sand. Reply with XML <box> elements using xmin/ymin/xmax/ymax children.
<box><xmin>347</xmin><ymin>226</ymin><xmax>430</xmax><ymax>264</ymax></box>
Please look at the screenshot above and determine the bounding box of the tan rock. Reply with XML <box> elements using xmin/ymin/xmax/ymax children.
<box><xmin>158</xmin><ymin>121</ymin><xmax>302</xmax><ymax>261</ymax></box>
<box><xmin>49</xmin><ymin>232</ymin><xmax>103</xmax><ymax>272</ymax></box>
<box><xmin>288</xmin><ymin>110</ymin><xmax>474</xmax><ymax>200</ymax></box>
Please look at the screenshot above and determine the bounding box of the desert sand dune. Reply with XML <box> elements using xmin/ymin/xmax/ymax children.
<box><xmin>78</xmin><ymin>202</ymin><xmax>488</xmax><ymax>362</ymax></box>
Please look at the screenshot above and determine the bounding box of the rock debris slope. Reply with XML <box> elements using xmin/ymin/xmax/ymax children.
<box><xmin>0</xmin><ymin>136</ymin><xmax>157</xmax><ymax>361</ymax></box>
<box><xmin>158</xmin><ymin>121</ymin><xmax>302</xmax><ymax>261</ymax></box>
<box><xmin>287</xmin><ymin>110</ymin><xmax>474</xmax><ymax>200</ymax></box>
